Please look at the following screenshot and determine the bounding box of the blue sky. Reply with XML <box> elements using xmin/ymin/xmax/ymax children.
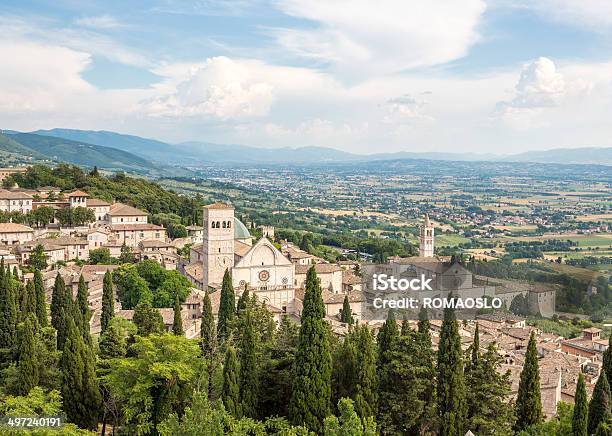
<box><xmin>2</xmin><ymin>0</ymin><xmax>612</xmax><ymax>153</ymax></box>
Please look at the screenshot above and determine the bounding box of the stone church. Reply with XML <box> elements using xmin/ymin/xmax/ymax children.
<box><xmin>201</xmin><ymin>202</ymin><xmax>296</xmax><ymax>312</ymax></box>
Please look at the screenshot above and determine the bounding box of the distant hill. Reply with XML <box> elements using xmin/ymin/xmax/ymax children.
<box><xmin>503</xmin><ymin>147</ymin><xmax>612</xmax><ymax>166</ymax></box>
<box><xmin>0</xmin><ymin>132</ymin><xmax>45</xmax><ymax>158</ymax></box>
<box><xmin>24</xmin><ymin>128</ymin><xmax>612</xmax><ymax>166</ymax></box>
<box><xmin>33</xmin><ymin>128</ymin><xmax>184</xmax><ymax>163</ymax></box>
<box><xmin>4</xmin><ymin>132</ymin><xmax>156</xmax><ymax>172</ymax></box>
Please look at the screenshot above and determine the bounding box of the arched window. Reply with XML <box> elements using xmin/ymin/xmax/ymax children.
<box><xmin>211</xmin><ymin>221</ymin><xmax>216</xmax><ymax>228</ymax></box>
<box><xmin>216</xmin><ymin>221</ymin><xmax>220</xmax><ymax>228</ymax></box>
<box><xmin>227</xmin><ymin>220</ymin><xmax>231</xmax><ymax>228</ymax></box>
<box><xmin>222</xmin><ymin>221</ymin><xmax>226</xmax><ymax>228</ymax></box>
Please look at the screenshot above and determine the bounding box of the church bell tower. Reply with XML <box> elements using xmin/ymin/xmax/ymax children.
<box><xmin>419</xmin><ymin>214</ymin><xmax>434</xmax><ymax>257</ymax></box>
<box><xmin>202</xmin><ymin>202</ymin><xmax>235</xmax><ymax>290</ymax></box>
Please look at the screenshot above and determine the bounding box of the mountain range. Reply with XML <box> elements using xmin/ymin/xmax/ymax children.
<box><xmin>1</xmin><ymin>128</ymin><xmax>609</xmax><ymax>169</ymax></box>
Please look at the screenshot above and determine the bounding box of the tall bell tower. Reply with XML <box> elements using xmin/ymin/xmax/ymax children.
<box><xmin>202</xmin><ymin>202</ymin><xmax>235</xmax><ymax>289</ymax></box>
<box><xmin>419</xmin><ymin>214</ymin><xmax>434</xmax><ymax>257</ymax></box>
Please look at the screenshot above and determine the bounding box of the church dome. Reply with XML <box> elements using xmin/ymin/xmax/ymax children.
<box><xmin>234</xmin><ymin>217</ymin><xmax>251</xmax><ymax>240</ymax></box>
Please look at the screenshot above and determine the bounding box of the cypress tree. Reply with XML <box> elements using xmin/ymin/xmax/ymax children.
<box><xmin>100</xmin><ymin>270</ymin><xmax>114</xmax><ymax>334</ymax></box>
<box><xmin>471</xmin><ymin>323</ymin><xmax>480</xmax><ymax>368</ymax></box>
<box><xmin>50</xmin><ymin>273</ymin><xmax>68</xmax><ymax>330</ymax></box>
<box><xmin>377</xmin><ymin>311</ymin><xmax>399</xmax><ymax>367</ymax></box>
<box><xmin>172</xmin><ymin>294</ymin><xmax>183</xmax><ymax>336</ymax></box>
<box><xmin>23</xmin><ymin>280</ymin><xmax>37</xmax><ymax>318</ymax></box>
<box><xmin>133</xmin><ymin>299</ymin><xmax>164</xmax><ymax>336</ymax></box>
<box><xmin>341</xmin><ymin>294</ymin><xmax>353</xmax><ymax>324</ymax></box>
<box><xmin>222</xmin><ymin>346</ymin><xmax>241</xmax><ymax>417</ymax></box>
<box><xmin>514</xmin><ymin>331</ymin><xmax>543</xmax><ymax>432</ymax></box>
<box><xmin>239</xmin><ymin>310</ymin><xmax>258</xmax><ymax>418</ymax></box>
<box><xmin>353</xmin><ymin>324</ymin><xmax>378</xmax><ymax>419</ymax></box>
<box><xmin>201</xmin><ymin>292</ymin><xmax>216</xmax><ymax>356</ymax></box>
<box><xmin>573</xmin><ymin>372</ymin><xmax>588</xmax><ymax>436</ymax></box>
<box><xmin>237</xmin><ymin>285</ymin><xmax>249</xmax><ymax>314</ymax></box>
<box><xmin>589</xmin><ymin>372</ymin><xmax>612</xmax><ymax>435</ymax></box>
<box><xmin>603</xmin><ymin>336</ymin><xmax>612</xmax><ymax>388</ymax></box>
<box><xmin>98</xmin><ymin>321</ymin><xmax>126</xmax><ymax>360</ymax></box>
<box><xmin>0</xmin><ymin>260</ymin><xmax>17</xmax><ymax>355</ymax></box>
<box><xmin>437</xmin><ymin>306</ymin><xmax>467</xmax><ymax>436</ymax></box>
<box><xmin>60</xmin><ymin>317</ymin><xmax>101</xmax><ymax>430</ymax></box>
<box><xmin>417</xmin><ymin>306</ymin><xmax>432</xmax><ymax>345</ymax></box>
<box><xmin>76</xmin><ymin>275</ymin><xmax>91</xmax><ymax>342</ymax></box>
<box><xmin>56</xmin><ymin>306</ymin><xmax>70</xmax><ymax>351</ymax></box>
<box><xmin>289</xmin><ymin>266</ymin><xmax>332</xmax><ymax>433</ymax></box>
<box><xmin>217</xmin><ymin>269</ymin><xmax>235</xmax><ymax>341</ymax></box>
<box><xmin>34</xmin><ymin>269</ymin><xmax>47</xmax><ymax>327</ymax></box>
<box><xmin>16</xmin><ymin>314</ymin><xmax>39</xmax><ymax>395</ymax></box>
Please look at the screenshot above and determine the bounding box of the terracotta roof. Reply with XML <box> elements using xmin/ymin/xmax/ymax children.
<box><xmin>0</xmin><ymin>190</ymin><xmax>33</xmax><ymax>199</ymax></box>
<box><xmin>108</xmin><ymin>203</ymin><xmax>147</xmax><ymax>216</ymax></box>
<box><xmin>67</xmin><ymin>190</ymin><xmax>89</xmax><ymax>197</ymax></box>
<box><xmin>110</xmin><ymin>223</ymin><xmax>164</xmax><ymax>231</ymax></box>
<box><xmin>139</xmin><ymin>239</ymin><xmax>173</xmax><ymax>248</ymax></box>
<box><xmin>203</xmin><ymin>201</ymin><xmax>233</xmax><ymax>210</ymax></box>
<box><xmin>234</xmin><ymin>240</ymin><xmax>252</xmax><ymax>257</ymax></box>
<box><xmin>86</xmin><ymin>198</ymin><xmax>111</xmax><ymax>207</ymax></box>
<box><xmin>0</xmin><ymin>223</ymin><xmax>34</xmax><ymax>233</ymax></box>
<box><xmin>295</xmin><ymin>263</ymin><xmax>343</xmax><ymax>275</ymax></box>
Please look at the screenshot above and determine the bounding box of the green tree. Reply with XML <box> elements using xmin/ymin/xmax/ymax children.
<box><xmin>16</xmin><ymin>314</ymin><xmax>39</xmax><ymax>395</ymax></box>
<box><xmin>113</xmin><ymin>264</ymin><xmax>151</xmax><ymax>309</ymax></box>
<box><xmin>0</xmin><ymin>261</ymin><xmax>18</xmax><ymax>359</ymax></box>
<box><xmin>172</xmin><ymin>294</ymin><xmax>183</xmax><ymax>336</ymax></box>
<box><xmin>23</xmin><ymin>280</ymin><xmax>37</xmax><ymax>319</ymax></box>
<box><xmin>103</xmin><ymin>334</ymin><xmax>202</xmax><ymax>434</ymax></box>
<box><xmin>222</xmin><ymin>345</ymin><xmax>241</xmax><ymax>418</ymax></box>
<box><xmin>353</xmin><ymin>325</ymin><xmax>378</xmax><ymax>419</ymax></box>
<box><xmin>29</xmin><ymin>244</ymin><xmax>48</xmax><ymax>270</ymax></box>
<box><xmin>34</xmin><ymin>269</ymin><xmax>47</xmax><ymax>327</ymax></box>
<box><xmin>437</xmin><ymin>306</ymin><xmax>467</xmax><ymax>436</ymax></box>
<box><xmin>289</xmin><ymin>266</ymin><xmax>332</xmax><ymax>433</ymax></box>
<box><xmin>324</xmin><ymin>398</ymin><xmax>377</xmax><ymax>436</ymax></box>
<box><xmin>378</xmin><ymin>326</ymin><xmax>435</xmax><ymax>435</ymax></box>
<box><xmin>50</xmin><ymin>273</ymin><xmax>68</xmax><ymax>330</ymax></box>
<box><xmin>237</xmin><ymin>286</ymin><xmax>250</xmax><ymax>314</ymax></box>
<box><xmin>589</xmin><ymin>372</ymin><xmax>612</xmax><ymax>435</ymax></box>
<box><xmin>217</xmin><ymin>269</ymin><xmax>236</xmax><ymax>341</ymax></box>
<box><xmin>603</xmin><ymin>336</ymin><xmax>612</xmax><ymax>389</ymax></box>
<box><xmin>573</xmin><ymin>373</ymin><xmax>588</xmax><ymax>436</ymax></box>
<box><xmin>118</xmin><ymin>242</ymin><xmax>135</xmax><ymax>264</ymax></box>
<box><xmin>98</xmin><ymin>319</ymin><xmax>126</xmax><ymax>360</ymax></box>
<box><xmin>259</xmin><ymin>315</ymin><xmax>300</xmax><ymax>419</ymax></box>
<box><xmin>514</xmin><ymin>331</ymin><xmax>544</xmax><ymax>432</ymax></box>
<box><xmin>101</xmin><ymin>270</ymin><xmax>114</xmax><ymax>334</ymax></box>
<box><xmin>60</xmin><ymin>317</ymin><xmax>101</xmax><ymax>430</ymax></box>
<box><xmin>340</xmin><ymin>295</ymin><xmax>353</xmax><ymax>325</ymax></box>
<box><xmin>239</xmin><ymin>310</ymin><xmax>259</xmax><ymax>418</ymax></box>
<box><xmin>465</xmin><ymin>343</ymin><xmax>514</xmax><ymax>435</ymax></box>
<box><xmin>133</xmin><ymin>299</ymin><xmax>164</xmax><ymax>336</ymax></box>
<box><xmin>76</xmin><ymin>275</ymin><xmax>91</xmax><ymax>340</ymax></box>
<box><xmin>88</xmin><ymin>247</ymin><xmax>112</xmax><ymax>265</ymax></box>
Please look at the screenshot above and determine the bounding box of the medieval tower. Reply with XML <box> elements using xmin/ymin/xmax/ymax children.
<box><xmin>202</xmin><ymin>202</ymin><xmax>235</xmax><ymax>289</ymax></box>
<box><xmin>419</xmin><ymin>214</ymin><xmax>434</xmax><ymax>257</ymax></box>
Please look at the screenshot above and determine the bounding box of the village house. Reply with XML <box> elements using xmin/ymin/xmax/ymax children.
<box><xmin>0</xmin><ymin>190</ymin><xmax>33</xmax><ymax>213</ymax></box>
<box><xmin>0</xmin><ymin>223</ymin><xmax>34</xmax><ymax>245</ymax></box>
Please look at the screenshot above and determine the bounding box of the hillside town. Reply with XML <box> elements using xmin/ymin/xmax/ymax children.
<box><xmin>0</xmin><ymin>177</ymin><xmax>608</xmax><ymax>425</ymax></box>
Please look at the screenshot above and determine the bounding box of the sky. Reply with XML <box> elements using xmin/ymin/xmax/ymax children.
<box><xmin>2</xmin><ymin>0</ymin><xmax>612</xmax><ymax>154</ymax></box>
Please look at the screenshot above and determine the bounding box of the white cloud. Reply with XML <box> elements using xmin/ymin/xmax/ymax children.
<box><xmin>143</xmin><ymin>56</ymin><xmax>345</xmax><ymax>120</ymax></box>
<box><xmin>270</xmin><ymin>0</ymin><xmax>486</xmax><ymax>74</ymax></box>
<box><xmin>382</xmin><ymin>93</ymin><xmax>432</xmax><ymax>124</ymax></box>
<box><xmin>496</xmin><ymin>57</ymin><xmax>566</xmax><ymax>116</ymax></box>
<box><xmin>74</xmin><ymin>15</ymin><xmax>122</xmax><ymax>29</ymax></box>
<box><xmin>144</xmin><ymin>57</ymin><xmax>274</xmax><ymax>119</ymax></box>
<box><xmin>508</xmin><ymin>0</ymin><xmax>612</xmax><ymax>30</ymax></box>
